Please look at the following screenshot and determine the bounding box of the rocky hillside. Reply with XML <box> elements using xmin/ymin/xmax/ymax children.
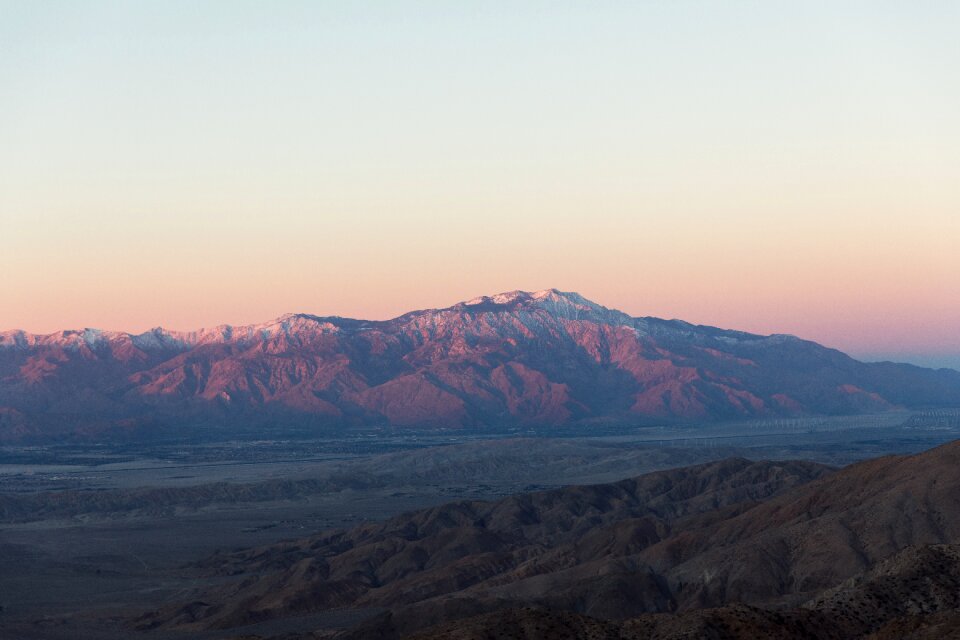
<box><xmin>408</xmin><ymin>544</ymin><xmax>960</xmax><ymax>640</ymax></box>
<box><xmin>135</xmin><ymin>457</ymin><xmax>832</xmax><ymax>632</ymax></box>
<box><xmin>3</xmin><ymin>289</ymin><xmax>960</xmax><ymax>441</ymax></box>
<box><xmin>134</xmin><ymin>439</ymin><xmax>960</xmax><ymax>639</ymax></box>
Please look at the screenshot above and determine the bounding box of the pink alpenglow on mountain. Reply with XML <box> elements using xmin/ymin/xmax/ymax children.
<box><xmin>1</xmin><ymin>290</ymin><xmax>959</xmax><ymax>442</ymax></box>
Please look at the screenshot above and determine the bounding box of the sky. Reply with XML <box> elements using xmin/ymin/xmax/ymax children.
<box><xmin>1</xmin><ymin>1</ymin><xmax>958</xmax><ymax>369</ymax></box>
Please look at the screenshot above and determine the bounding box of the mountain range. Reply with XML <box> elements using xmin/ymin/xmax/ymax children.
<box><xmin>2</xmin><ymin>289</ymin><xmax>959</xmax><ymax>441</ymax></box>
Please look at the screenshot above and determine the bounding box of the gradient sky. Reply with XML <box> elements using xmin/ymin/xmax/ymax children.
<box><xmin>1</xmin><ymin>1</ymin><xmax>959</xmax><ymax>368</ymax></box>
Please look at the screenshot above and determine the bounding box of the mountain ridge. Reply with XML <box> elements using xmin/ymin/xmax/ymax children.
<box><xmin>133</xmin><ymin>439</ymin><xmax>960</xmax><ymax>639</ymax></box>
<box><xmin>0</xmin><ymin>289</ymin><xmax>790</xmax><ymax>345</ymax></box>
<box><xmin>2</xmin><ymin>289</ymin><xmax>959</xmax><ymax>441</ymax></box>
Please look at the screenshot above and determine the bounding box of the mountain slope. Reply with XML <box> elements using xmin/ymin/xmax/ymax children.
<box><xmin>2</xmin><ymin>289</ymin><xmax>959</xmax><ymax>441</ymax></box>
<box><xmin>135</xmin><ymin>457</ymin><xmax>831</xmax><ymax>632</ymax></box>
<box><xmin>137</xmin><ymin>439</ymin><xmax>960</xmax><ymax>638</ymax></box>
<box><xmin>406</xmin><ymin>544</ymin><xmax>960</xmax><ymax>640</ymax></box>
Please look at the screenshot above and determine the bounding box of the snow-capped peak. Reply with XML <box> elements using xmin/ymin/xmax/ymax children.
<box><xmin>455</xmin><ymin>289</ymin><xmax>634</xmax><ymax>325</ymax></box>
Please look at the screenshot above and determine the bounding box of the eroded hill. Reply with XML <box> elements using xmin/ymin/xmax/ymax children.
<box><xmin>134</xmin><ymin>439</ymin><xmax>960</xmax><ymax>639</ymax></box>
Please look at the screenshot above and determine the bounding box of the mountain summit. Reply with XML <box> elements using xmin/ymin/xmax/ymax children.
<box><xmin>457</xmin><ymin>288</ymin><xmax>632</xmax><ymax>322</ymax></box>
<box><xmin>2</xmin><ymin>290</ymin><xmax>959</xmax><ymax>441</ymax></box>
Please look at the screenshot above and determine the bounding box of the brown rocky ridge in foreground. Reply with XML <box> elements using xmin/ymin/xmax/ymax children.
<box><xmin>3</xmin><ymin>289</ymin><xmax>960</xmax><ymax>441</ymax></box>
<box><xmin>131</xmin><ymin>438</ymin><xmax>960</xmax><ymax>639</ymax></box>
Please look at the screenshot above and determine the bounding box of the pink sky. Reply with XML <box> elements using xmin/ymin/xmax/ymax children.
<box><xmin>3</xmin><ymin>208</ymin><xmax>958</xmax><ymax>368</ymax></box>
<box><xmin>2</xmin><ymin>3</ymin><xmax>958</xmax><ymax>368</ymax></box>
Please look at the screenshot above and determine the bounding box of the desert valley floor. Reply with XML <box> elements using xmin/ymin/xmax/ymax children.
<box><xmin>2</xmin><ymin>411</ymin><xmax>960</xmax><ymax>639</ymax></box>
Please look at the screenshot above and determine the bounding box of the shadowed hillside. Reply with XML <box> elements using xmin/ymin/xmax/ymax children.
<box><xmin>135</xmin><ymin>457</ymin><xmax>831</xmax><ymax>632</ymax></box>
<box><xmin>132</xmin><ymin>439</ymin><xmax>960</xmax><ymax>639</ymax></box>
